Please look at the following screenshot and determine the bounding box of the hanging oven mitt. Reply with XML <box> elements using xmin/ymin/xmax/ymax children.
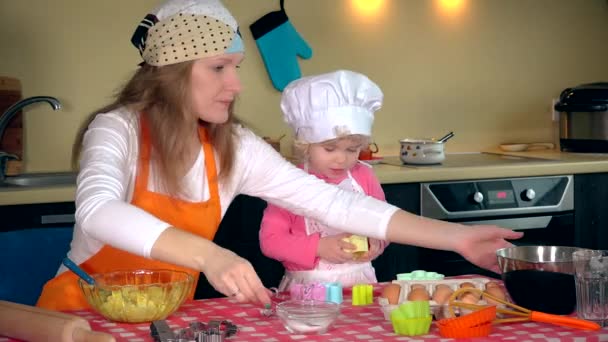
<box><xmin>250</xmin><ymin>0</ymin><xmax>313</xmax><ymax>91</ymax></box>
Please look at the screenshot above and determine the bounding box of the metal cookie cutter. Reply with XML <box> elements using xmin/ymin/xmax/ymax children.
<box><xmin>150</xmin><ymin>320</ymin><xmax>175</xmax><ymax>342</ymax></box>
<box><xmin>195</xmin><ymin>320</ymin><xmax>238</xmax><ymax>342</ymax></box>
<box><xmin>150</xmin><ymin>320</ymin><xmax>237</xmax><ymax>342</ymax></box>
<box><xmin>261</xmin><ymin>287</ymin><xmax>290</xmax><ymax>317</ymax></box>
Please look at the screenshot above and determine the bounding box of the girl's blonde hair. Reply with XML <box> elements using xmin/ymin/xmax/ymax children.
<box><xmin>72</xmin><ymin>61</ymin><xmax>237</xmax><ymax>195</ymax></box>
<box><xmin>292</xmin><ymin>134</ymin><xmax>371</xmax><ymax>163</ymax></box>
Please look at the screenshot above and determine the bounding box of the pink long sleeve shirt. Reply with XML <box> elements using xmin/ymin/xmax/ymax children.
<box><xmin>259</xmin><ymin>162</ymin><xmax>389</xmax><ymax>271</ymax></box>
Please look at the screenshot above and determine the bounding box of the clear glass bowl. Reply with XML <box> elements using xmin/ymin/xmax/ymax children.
<box><xmin>275</xmin><ymin>300</ymin><xmax>340</xmax><ymax>334</ymax></box>
<box><xmin>79</xmin><ymin>269</ymin><xmax>194</xmax><ymax>323</ymax></box>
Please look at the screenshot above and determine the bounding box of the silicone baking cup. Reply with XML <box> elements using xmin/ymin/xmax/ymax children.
<box><xmin>390</xmin><ymin>301</ymin><xmax>433</xmax><ymax>336</ymax></box>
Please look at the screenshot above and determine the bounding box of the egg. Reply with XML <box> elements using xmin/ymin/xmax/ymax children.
<box><xmin>485</xmin><ymin>281</ymin><xmax>501</xmax><ymax>289</ymax></box>
<box><xmin>407</xmin><ymin>288</ymin><xmax>431</xmax><ymax>301</ymax></box>
<box><xmin>381</xmin><ymin>284</ymin><xmax>401</xmax><ymax>305</ymax></box>
<box><xmin>459</xmin><ymin>281</ymin><xmax>481</xmax><ymax>299</ymax></box>
<box><xmin>460</xmin><ymin>292</ymin><xmax>480</xmax><ymax>305</ymax></box>
<box><xmin>459</xmin><ymin>281</ymin><xmax>476</xmax><ymax>289</ymax></box>
<box><xmin>432</xmin><ymin>284</ymin><xmax>454</xmax><ymax>305</ymax></box>
<box><xmin>410</xmin><ymin>284</ymin><xmax>426</xmax><ymax>290</ymax></box>
<box><xmin>484</xmin><ymin>285</ymin><xmax>506</xmax><ymax>305</ymax></box>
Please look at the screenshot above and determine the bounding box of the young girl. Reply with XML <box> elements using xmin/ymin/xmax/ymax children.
<box><xmin>260</xmin><ymin>70</ymin><xmax>389</xmax><ymax>290</ymax></box>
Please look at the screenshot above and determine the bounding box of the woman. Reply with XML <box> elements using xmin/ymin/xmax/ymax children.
<box><xmin>37</xmin><ymin>0</ymin><xmax>522</xmax><ymax>310</ymax></box>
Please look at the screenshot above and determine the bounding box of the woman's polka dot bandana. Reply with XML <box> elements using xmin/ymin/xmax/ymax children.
<box><xmin>131</xmin><ymin>0</ymin><xmax>244</xmax><ymax>66</ymax></box>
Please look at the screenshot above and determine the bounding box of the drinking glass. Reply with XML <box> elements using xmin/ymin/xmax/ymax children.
<box><xmin>573</xmin><ymin>249</ymin><xmax>608</xmax><ymax>327</ymax></box>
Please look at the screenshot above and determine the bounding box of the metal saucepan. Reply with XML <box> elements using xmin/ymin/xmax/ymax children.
<box><xmin>399</xmin><ymin>132</ymin><xmax>454</xmax><ymax>165</ymax></box>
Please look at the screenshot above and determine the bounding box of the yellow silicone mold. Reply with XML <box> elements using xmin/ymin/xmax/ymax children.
<box><xmin>352</xmin><ymin>284</ymin><xmax>373</xmax><ymax>306</ymax></box>
<box><xmin>390</xmin><ymin>301</ymin><xmax>432</xmax><ymax>336</ymax></box>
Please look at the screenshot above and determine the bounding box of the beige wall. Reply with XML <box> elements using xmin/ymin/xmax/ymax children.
<box><xmin>1</xmin><ymin>0</ymin><xmax>607</xmax><ymax>173</ymax></box>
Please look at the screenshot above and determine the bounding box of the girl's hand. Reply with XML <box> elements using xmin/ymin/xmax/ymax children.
<box><xmin>454</xmin><ymin>225</ymin><xmax>523</xmax><ymax>273</ymax></box>
<box><xmin>357</xmin><ymin>238</ymin><xmax>384</xmax><ymax>262</ymax></box>
<box><xmin>317</xmin><ymin>233</ymin><xmax>356</xmax><ymax>263</ymax></box>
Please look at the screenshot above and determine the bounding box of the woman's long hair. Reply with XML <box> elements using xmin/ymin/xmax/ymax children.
<box><xmin>72</xmin><ymin>61</ymin><xmax>237</xmax><ymax>195</ymax></box>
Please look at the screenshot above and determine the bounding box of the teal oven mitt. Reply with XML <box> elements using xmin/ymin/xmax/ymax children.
<box><xmin>250</xmin><ymin>0</ymin><xmax>312</xmax><ymax>91</ymax></box>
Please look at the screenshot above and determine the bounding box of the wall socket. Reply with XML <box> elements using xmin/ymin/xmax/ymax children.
<box><xmin>551</xmin><ymin>98</ymin><xmax>559</xmax><ymax>122</ymax></box>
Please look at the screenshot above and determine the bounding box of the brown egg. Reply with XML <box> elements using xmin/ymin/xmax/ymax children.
<box><xmin>459</xmin><ymin>281</ymin><xmax>481</xmax><ymax>299</ymax></box>
<box><xmin>407</xmin><ymin>288</ymin><xmax>431</xmax><ymax>301</ymax></box>
<box><xmin>485</xmin><ymin>281</ymin><xmax>501</xmax><ymax>289</ymax></box>
<box><xmin>432</xmin><ymin>284</ymin><xmax>454</xmax><ymax>305</ymax></box>
<box><xmin>484</xmin><ymin>285</ymin><xmax>507</xmax><ymax>305</ymax></box>
<box><xmin>381</xmin><ymin>284</ymin><xmax>401</xmax><ymax>305</ymax></box>
<box><xmin>460</xmin><ymin>292</ymin><xmax>480</xmax><ymax>305</ymax></box>
<box><xmin>411</xmin><ymin>284</ymin><xmax>426</xmax><ymax>290</ymax></box>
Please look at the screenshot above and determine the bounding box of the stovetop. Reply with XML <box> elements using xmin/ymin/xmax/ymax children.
<box><xmin>381</xmin><ymin>153</ymin><xmax>559</xmax><ymax>168</ymax></box>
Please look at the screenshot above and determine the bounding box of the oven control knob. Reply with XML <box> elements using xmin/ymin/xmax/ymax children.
<box><xmin>470</xmin><ymin>191</ymin><xmax>484</xmax><ymax>204</ymax></box>
<box><xmin>521</xmin><ymin>189</ymin><xmax>536</xmax><ymax>201</ymax></box>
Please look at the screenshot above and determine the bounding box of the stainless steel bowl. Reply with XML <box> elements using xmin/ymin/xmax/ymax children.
<box><xmin>497</xmin><ymin>246</ymin><xmax>586</xmax><ymax>274</ymax></box>
<box><xmin>496</xmin><ymin>246</ymin><xmax>591</xmax><ymax>315</ymax></box>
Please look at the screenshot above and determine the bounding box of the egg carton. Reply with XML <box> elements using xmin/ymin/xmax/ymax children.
<box><xmin>378</xmin><ymin>277</ymin><xmax>505</xmax><ymax>321</ymax></box>
<box><xmin>394</xmin><ymin>277</ymin><xmax>491</xmax><ymax>305</ymax></box>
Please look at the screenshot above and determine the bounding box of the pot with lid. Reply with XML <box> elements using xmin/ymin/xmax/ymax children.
<box><xmin>399</xmin><ymin>132</ymin><xmax>453</xmax><ymax>165</ymax></box>
<box><xmin>554</xmin><ymin>82</ymin><xmax>608</xmax><ymax>153</ymax></box>
<box><xmin>400</xmin><ymin>139</ymin><xmax>445</xmax><ymax>165</ymax></box>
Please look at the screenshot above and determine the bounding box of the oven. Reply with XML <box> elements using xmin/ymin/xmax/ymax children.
<box><xmin>417</xmin><ymin>175</ymin><xmax>574</xmax><ymax>279</ymax></box>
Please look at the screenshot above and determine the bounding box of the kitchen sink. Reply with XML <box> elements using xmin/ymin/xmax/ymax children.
<box><xmin>0</xmin><ymin>172</ymin><xmax>77</xmax><ymax>189</ymax></box>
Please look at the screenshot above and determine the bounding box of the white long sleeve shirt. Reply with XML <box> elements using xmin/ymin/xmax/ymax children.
<box><xmin>61</xmin><ymin>107</ymin><xmax>398</xmax><ymax>275</ymax></box>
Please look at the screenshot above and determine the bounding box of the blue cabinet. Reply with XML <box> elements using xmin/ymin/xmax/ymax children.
<box><xmin>0</xmin><ymin>226</ymin><xmax>73</xmax><ymax>305</ymax></box>
<box><xmin>0</xmin><ymin>202</ymin><xmax>75</xmax><ymax>305</ymax></box>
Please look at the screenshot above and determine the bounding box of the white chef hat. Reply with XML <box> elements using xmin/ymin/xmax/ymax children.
<box><xmin>131</xmin><ymin>0</ymin><xmax>244</xmax><ymax>66</ymax></box>
<box><xmin>281</xmin><ymin>70</ymin><xmax>383</xmax><ymax>144</ymax></box>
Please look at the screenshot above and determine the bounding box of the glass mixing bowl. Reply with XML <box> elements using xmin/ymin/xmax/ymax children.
<box><xmin>275</xmin><ymin>300</ymin><xmax>340</xmax><ymax>334</ymax></box>
<box><xmin>79</xmin><ymin>269</ymin><xmax>193</xmax><ymax>323</ymax></box>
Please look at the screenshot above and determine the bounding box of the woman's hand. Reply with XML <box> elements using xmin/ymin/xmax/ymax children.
<box><xmin>454</xmin><ymin>225</ymin><xmax>523</xmax><ymax>273</ymax></box>
<box><xmin>317</xmin><ymin>233</ymin><xmax>355</xmax><ymax>263</ymax></box>
<box><xmin>199</xmin><ymin>244</ymin><xmax>272</xmax><ymax>305</ymax></box>
<box><xmin>151</xmin><ymin>227</ymin><xmax>271</xmax><ymax>306</ymax></box>
<box><xmin>386</xmin><ymin>211</ymin><xmax>523</xmax><ymax>274</ymax></box>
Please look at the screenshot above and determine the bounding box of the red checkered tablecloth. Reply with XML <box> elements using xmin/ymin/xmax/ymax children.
<box><xmin>2</xmin><ymin>281</ymin><xmax>607</xmax><ymax>341</ymax></box>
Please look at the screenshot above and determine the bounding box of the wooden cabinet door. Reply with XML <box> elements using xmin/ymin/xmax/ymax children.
<box><xmin>0</xmin><ymin>77</ymin><xmax>23</xmax><ymax>175</ymax></box>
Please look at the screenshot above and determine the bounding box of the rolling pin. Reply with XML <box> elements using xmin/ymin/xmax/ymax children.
<box><xmin>0</xmin><ymin>300</ymin><xmax>115</xmax><ymax>342</ymax></box>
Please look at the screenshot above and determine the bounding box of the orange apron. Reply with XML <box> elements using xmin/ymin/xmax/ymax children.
<box><xmin>37</xmin><ymin>115</ymin><xmax>222</xmax><ymax>311</ymax></box>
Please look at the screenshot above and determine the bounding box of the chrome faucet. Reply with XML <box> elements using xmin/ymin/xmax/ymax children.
<box><xmin>0</xmin><ymin>96</ymin><xmax>62</xmax><ymax>181</ymax></box>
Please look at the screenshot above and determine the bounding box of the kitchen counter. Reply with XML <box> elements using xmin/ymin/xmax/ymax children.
<box><xmin>0</xmin><ymin>185</ymin><xmax>75</xmax><ymax>206</ymax></box>
<box><xmin>1</xmin><ymin>150</ymin><xmax>608</xmax><ymax>206</ymax></box>
<box><xmin>374</xmin><ymin>150</ymin><xmax>608</xmax><ymax>184</ymax></box>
